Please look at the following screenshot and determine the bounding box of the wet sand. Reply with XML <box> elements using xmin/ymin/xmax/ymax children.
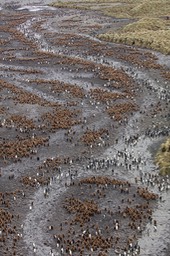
<box><xmin>0</xmin><ymin>2</ymin><xmax>170</xmax><ymax>256</ymax></box>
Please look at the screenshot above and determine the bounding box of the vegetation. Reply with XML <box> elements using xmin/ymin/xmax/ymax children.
<box><xmin>156</xmin><ymin>138</ymin><xmax>170</xmax><ymax>175</ymax></box>
<box><xmin>50</xmin><ymin>0</ymin><xmax>170</xmax><ymax>54</ymax></box>
<box><xmin>98</xmin><ymin>22</ymin><xmax>170</xmax><ymax>55</ymax></box>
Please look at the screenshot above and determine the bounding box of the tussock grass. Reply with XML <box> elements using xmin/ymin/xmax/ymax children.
<box><xmin>156</xmin><ymin>138</ymin><xmax>170</xmax><ymax>175</ymax></box>
<box><xmin>122</xmin><ymin>18</ymin><xmax>166</xmax><ymax>32</ymax></box>
<box><xmin>51</xmin><ymin>0</ymin><xmax>170</xmax><ymax>19</ymax></box>
<box><xmin>98</xmin><ymin>27</ymin><xmax>170</xmax><ymax>55</ymax></box>
<box><xmin>130</xmin><ymin>0</ymin><xmax>170</xmax><ymax>18</ymax></box>
<box><xmin>98</xmin><ymin>16</ymin><xmax>170</xmax><ymax>54</ymax></box>
<box><xmin>51</xmin><ymin>0</ymin><xmax>170</xmax><ymax>54</ymax></box>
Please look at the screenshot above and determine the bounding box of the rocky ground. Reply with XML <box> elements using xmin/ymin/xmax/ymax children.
<box><xmin>0</xmin><ymin>2</ymin><xmax>170</xmax><ymax>256</ymax></box>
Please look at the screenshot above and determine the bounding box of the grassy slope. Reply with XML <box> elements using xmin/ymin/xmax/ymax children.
<box><xmin>99</xmin><ymin>18</ymin><xmax>170</xmax><ymax>54</ymax></box>
<box><xmin>51</xmin><ymin>0</ymin><xmax>170</xmax><ymax>54</ymax></box>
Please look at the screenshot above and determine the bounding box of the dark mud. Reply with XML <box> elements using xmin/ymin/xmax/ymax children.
<box><xmin>0</xmin><ymin>2</ymin><xmax>170</xmax><ymax>256</ymax></box>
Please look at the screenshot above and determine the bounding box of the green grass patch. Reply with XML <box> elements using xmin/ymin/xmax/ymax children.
<box><xmin>156</xmin><ymin>138</ymin><xmax>170</xmax><ymax>175</ymax></box>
